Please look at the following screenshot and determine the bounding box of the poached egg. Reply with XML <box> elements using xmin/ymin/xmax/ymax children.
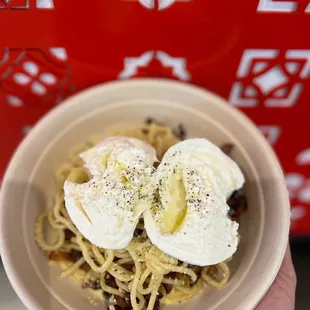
<box><xmin>64</xmin><ymin>137</ymin><xmax>157</xmax><ymax>249</ymax></box>
<box><xmin>64</xmin><ymin>135</ymin><xmax>245</xmax><ymax>266</ymax></box>
<box><xmin>144</xmin><ymin>139</ymin><xmax>245</xmax><ymax>266</ymax></box>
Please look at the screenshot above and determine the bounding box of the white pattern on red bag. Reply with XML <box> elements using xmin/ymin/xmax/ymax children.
<box><xmin>257</xmin><ymin>125</ymin><xmax>281</xmax><ymax>145</ymax></box>
<box><xmin>257</xmin><ymin>0</ymin><xmax>310</xmax><ymax>13</ymax></box>
<box><xmin>118</xmin><ymin>51</ymin><xmax>154</xmax><ymax>79</ymax></box>
<box><xmin>6</xmin><ymin>95</ymin><xmax>24</xmax><ymax>107</ymax></box>
<box><xmin>290</xmin><ymin>206</ymin><xmax>307</xmax><ymax>221</ymax></box>
<box><xmin>286</xmin><ymin>173</ymin><xmax>310</xmax><ymax>204</ymax></box>
<box><xmin>299</xmin><ymin>182</ymin><xmax>310</xmax><ymax>203</ymax></box>
<box><xmin>296</xmin><ymin>148</ymin><xmax>310</xmax><ymax>165</ymax></box>
<box><xmin>0</xmin><ymin>48</ymin><xmax>74</xmax><ymax>107</ymax></box>
<box><xmin>0</xmin><ymin>0</ymin><xmax>29</xmax><ymax>9</ymax></box>
<box><xmin>156</xmin><ymin>51</ymin><xmax>191</xmax><ymax>80</ymax></box>
<box><xmin>286</xmin><ymin>174</ymin><xmax>309</xmax><ymax>223</ymax></box>
<box><xmin>118</xmin><ymin>51</ymin><xmax>191</xmax><ymax>81</ymax></box>
<box><xmin>48</xmin><ymin>48</ymin><xmax>68</xmax><ymax>61</ymax></box>
<box><xmin>36</xmin><ymin>0</ymin><xmax>54</xmax><ymax>8</ymax></box>
<box><xmin>123</xmin><ymin>0</ymin><xmax>192</xmax><ymax>10</ymax></box>
<box><xmin>12</xmin><ymin>61</ymin><xmax>57</xmax><ymax>95</ymax></box>
<box><xmin>257</xmin><ymin>0</ymin><xmax>297</xmax><ymax>12</ymax></box>
<box><xmin>0</xmin><ymin>0</ymin><xmax>54</xmax><ymax>9</ymax></box>
<box><xmin>229</xmin><ymin>49</ymin><xmax>310</xmax><ymax>107</ymax></box>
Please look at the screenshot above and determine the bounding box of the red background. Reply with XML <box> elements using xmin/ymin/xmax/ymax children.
<box><xmin>0</xmin><ymin>0</ymin><xmax>309</xmax><ymax>235</ymax></box>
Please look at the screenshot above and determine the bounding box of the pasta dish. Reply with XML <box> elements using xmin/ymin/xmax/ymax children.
<box><xmin>35</xmin><ymin>119</ymin><xmax>247</xmax><ymax>310</ymax></box>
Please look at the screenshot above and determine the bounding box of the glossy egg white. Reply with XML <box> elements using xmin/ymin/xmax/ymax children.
<box><xmin>64</xmin><ymin>137</ymin><xmax>157</xmax><ymax>249</ymax></box>
<box><xmin>144</xmin><ymin>139</ymin><xmax>244</xmax><ymax>266</ymax></box>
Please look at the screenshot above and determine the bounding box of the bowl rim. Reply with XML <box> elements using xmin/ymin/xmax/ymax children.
<box><xmin>0</xmin><ymin>78</ymin><xmax>290</xmax><ymax>310</ymax></box>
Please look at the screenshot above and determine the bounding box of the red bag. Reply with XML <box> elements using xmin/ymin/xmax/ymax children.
<box><xmin>0</xmin><ymin>0</ymin><xmax>309</xmax><ymax>235</ymax></box>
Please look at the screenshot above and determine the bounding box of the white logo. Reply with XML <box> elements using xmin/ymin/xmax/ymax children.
<box><xmin>0</xmin><ymin>0</ymin><xmax>54</xmax><ymax>9</ymax></box>
<box><xmin>257</xmin><ymin>0</ymin><xmax>310</xmax><ymax>13</ymax></box>
<box><xmin>285</xmin><ymin>173</ymin><xmax>310</xmax><ymax>203</ymax></box>
<box><xmin>229</xmin><ymin>49</ymin><xmax>310</xmax><ymax>107</ymax></box>
<box><xmin>118</xmin><ymin>51</ymin><xmax>191</xmax><ymax>81</ymax></box>
<box><xmin>124</xmin><ymin>0</ymin><xmax>192</xmax><ymax>10</ymax></box>
<box><xmin>257</xmin><ymin>125</ymin><xmax>281</xmax><ymax>145</ymax></box>
<box><xmin>296</xmin><ymin>148</ymin><xmax>310</xmax><ymax>165</ymax></box>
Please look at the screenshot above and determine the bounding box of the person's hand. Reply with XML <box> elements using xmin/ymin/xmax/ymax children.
<box><xmin>256</xmin><ymin>243</ymin><xmax>296</xmax><ymax>310</ymax></box>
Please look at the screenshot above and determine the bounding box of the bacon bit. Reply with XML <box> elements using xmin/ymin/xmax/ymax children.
<box><xmin>166</xmin><ymin>272</ymin><xmax>177</xmax><ymax>280</ymax></box>
<box><xmin>105</xmin><ymin>273</ymin><xmax>118</xmax><ymax>289</ymax></box>
<box><xmin>49</xmin><ymin>249</ymin><xmax>83</xmax><ymax>263</ymax></box>
<box><xmin>121</xmin><ymin>263</ymin><xmax>134</xmax><ymax>271</ymax></box>
<box><xmin>187</xmin><ymin>265</ymin><xmax>202</xmax><ymax>287</ymax></box>
<box><xmin>153</xmin><ymin>296</ymin><xmax>161</xmax><ymax>310</ymax></box>
<box><xmin>163</xmin><ymin>283</ymin><xmax>173</xmax><ymax>294</ymax></box>
<box><xmin>70</xmin><ymin>249</ymin><xmax>82</xmax><ymax>262</ymax></box>
<box><xmin>133</xmin><ymin>228</ymin><xmax>143</xmax><ymax>237</ymax></box>
<box><xmin>49</xmin><ymin>250</ymin><xmax>90</xmax><ymax>272</ymax></box>
<box><xmin>207</xmin><ymin>265</ymin><xmax>218</xmax><ymax>279</ymax></box>
<box><xmin>115</xmin><ymin>293</ymin><xmax>131</xmax><ymax>308</ymax></box>
<box><xmin>231</xmin><ymin>204</ymin><xmax>245</xmax><ymax>222</ymax></box>
<box><xmin>227</xmin><ymin>190</ymin><xmax>248</xmax><ymax>222</ymax></box>
<box><xmin>82</xmin><ymin>279</ymin><xmax>101</xmax><ymax>290</ymax></box>
<box><xmin>49</xmin><ymin>251</ymin><xmax>72</xmax><ymax>262</ymax></box>
<box><xmin>173</xmin><ymin>124</ymin><xmax>187</xmax><ymax>140</ymax></box>
<box><xmin>153</xmin><ymin>162</ymin><xmax>160</xmax><ymax>169</ymax></box>
<box><xmin>64</xmin><ymin>229</ymin><xmax>75</xmax><ymax>241</ymax></box>
<box><xmin>144</xmin><ymin>293</ymin><xmax>163</xmax><ymax>310</ymax></box>
<box><xmin>145</xmin><ymin>117</ymin><xmax>155</xmax><ymax>125</ymax></box>
<box><xmin>188</xmin><ymin>264</ymin><xmax>202</xmax><ymax>274</ymax></box>
<box><xmin>220</xmin><ymin>143</ymin><xmax>234</xmax><ymax>156</ymax></box>
<box><xmin>144</xmin><ymin>291</ymin><xmax>163</xmax><ymax>309</ymax></box>
<box><xmin>103</xmin><ymin>291</ymin><xmax>111</xmax><ymax>300</ymax></box>
<box><xmin>81</xmin><ymin>262</ymin><xmax>91</xmax><ymax>272</ymax></box>
<box><xmin>145</xmin><ymin>117</ymin><xmax>165</xmax><ymax>126</ymax></box>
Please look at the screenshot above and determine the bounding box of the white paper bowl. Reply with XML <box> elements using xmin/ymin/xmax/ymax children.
<box><xmin>0</xmin><ymin>79</ymin><xmax>290</xmax><ymax>310</ymax></box>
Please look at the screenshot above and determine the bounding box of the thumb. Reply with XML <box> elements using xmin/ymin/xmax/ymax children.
<box><xmin>256</xmin><ymin>243</ymin><xmax>297</xmax><ymax>310</ymax></box>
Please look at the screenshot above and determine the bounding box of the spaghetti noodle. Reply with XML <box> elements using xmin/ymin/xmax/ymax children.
<box><xmin>35</xmin><ymin>120</ymin><xmax>246</xmax><ymax>310</ymax></box>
